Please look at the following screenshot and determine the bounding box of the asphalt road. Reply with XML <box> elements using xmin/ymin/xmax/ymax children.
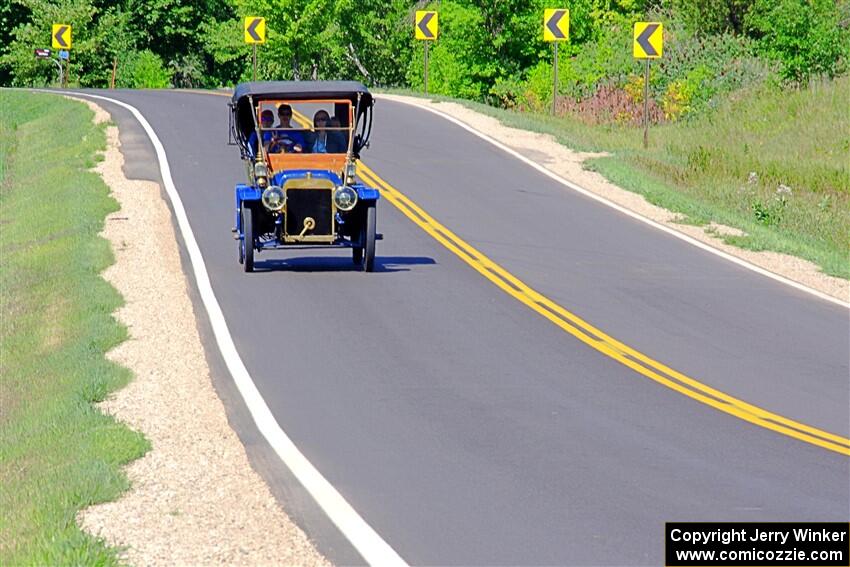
<box><xmin>89</xmin><ymin>89</ymin><xmax>849</xmax><ymax>566</ymax></box>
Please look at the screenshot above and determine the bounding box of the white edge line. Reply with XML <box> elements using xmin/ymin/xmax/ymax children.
<box><xmin>377</xmin><ymin>95</ymin><xmax>850</xmax><ymax>310</ymax></box>
<box><xmin>44</xmin><ymin>90</ymin><xmax>407</xmax><ymax>567</ymax></box>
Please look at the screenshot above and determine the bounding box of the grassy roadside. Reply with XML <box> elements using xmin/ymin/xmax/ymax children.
<box><xmin>380</xmin><ymin>78</ymin><xmax>849</xmax><ymax>279</ymax></box>
<box><xmin>0</xmin><ymin>91</ymin><xmax>149</xmax><ymax>564</ymax></box>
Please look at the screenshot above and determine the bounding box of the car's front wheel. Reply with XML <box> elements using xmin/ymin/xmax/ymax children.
<box><xmin>241</xmin><ymin>203</ymin><xmax>254</xmax><ymax>273</ymax></box>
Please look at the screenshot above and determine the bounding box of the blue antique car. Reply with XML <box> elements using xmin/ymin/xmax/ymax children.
<box><xmin>229</xmin><ymin>81</ymin><xmax>379</xmax><ymax>272</ymax></box>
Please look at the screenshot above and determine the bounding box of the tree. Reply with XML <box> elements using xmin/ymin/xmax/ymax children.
<box><xmin>670</xmin><ymin>0</ymin><xmax>756</xmax><ymax>35</ymax></box>
<box><xmin>0</xmin><ymin>2</ymin><xmax>31</xmax><ymax>85</ymax></box>
<box><xmin>0</xmin><ymin>0</ymin><xmax>106</xmax><ymax>87</ymax></box>
<box><xmin>745</xmin><ymin>0</ymin><xmax>849</xmax><ymax>81</ymax></box>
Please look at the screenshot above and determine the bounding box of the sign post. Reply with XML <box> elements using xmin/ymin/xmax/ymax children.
<box><xmin>415</xmin><ymin>11</ymin><xmax>438</xmax><ymax>94</ymax></box>
<box><xmin>52</xmin><ymin>24</ymin><xmax>71</xmax><ymax>87</ymax></box>
<box><xmin>244</xmin><ymin>17</ymin><xmax>266</xmax><ymax>81</ymax></box>
<box><xmin>425</xmin><ymin>42</ymin><xmax>428</xmax><ymax>94</ymax></box>
<box><xmin>543</xmin><ymin>9</ymin><xmax>569</xmax><ymax>115</ymax></box>
<box><xmin>633</xmin><ymin>22</ymin><xmax>663</xmax><ymax>148</ymax></box>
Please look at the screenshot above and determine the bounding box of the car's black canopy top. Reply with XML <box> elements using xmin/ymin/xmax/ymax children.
<box><xmin>229</xmin><ymin>81</ymin><xmax>375</xmax><ymax>159</ymax></box>
<box><xmin>232</xmin><ymin>80</ymin><xmax>372</xmax><ymax>108</ymax></box>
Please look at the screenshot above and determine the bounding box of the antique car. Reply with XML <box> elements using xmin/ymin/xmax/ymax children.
<box><xmin>229</xmin><ymin>81</ymin><xmax>379</xmax><ymax>272</ymax></box>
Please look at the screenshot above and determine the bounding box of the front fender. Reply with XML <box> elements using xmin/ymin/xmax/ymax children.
<box><xmin>235</xmin><ymin>184</ymin><xmax>261</xmax><ymax>233</ymax></box>
<box><xmin>236</xmin><ymin>184</ymin><xmax>262</xmax><ymax>203</ymax></box>
<box><xmin>353</xmin><ymin>184</ymin><xmax>380</xmax><ymax>201</ymax></box>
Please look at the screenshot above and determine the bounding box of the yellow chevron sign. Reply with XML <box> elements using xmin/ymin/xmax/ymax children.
<box><xmin>634</xmin><ymin>22</ymin><xmax>663</xmax><ymax>58</ymax></box>
<box><xmin>415</xmin><ymin>11</ymin><xmax>438</xmax><ymax>41</ymax></box>
<box><xmin>543</xmin><ymin>9</ymin><xmax>569</xmax><ymax>42</ymax></box>
<box><xmin>52</xmin><ymin>24</ymin><xmax>71</xmax><ymax>49</ymax></box>
<box><xmin>244</xmin><ymin>17</ymin><xmax>266</xmax><ymax>44</ymax></box>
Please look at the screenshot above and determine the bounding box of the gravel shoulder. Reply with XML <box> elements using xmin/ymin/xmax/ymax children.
<box><xmin>74</xmin><ymin>98</ymin><xmax>330</xmax><ymax>566</ymax></box>
<box><xmin>379</xmin><ymin>94</ymin><xmax>849</xmax><ymax>304</ymax></box>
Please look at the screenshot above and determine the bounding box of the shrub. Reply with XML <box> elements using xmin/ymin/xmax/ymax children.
<box><xmin>656</xmin><ymin>27</ymin><xmax>775</xmax><ymax>109</ymax></box>
<box><xmin>169</xmin><ymin>53</ymin><xmax>206</xmax><ymax>88</ymax></box>
<box><xmin>115</xmin><ymin>50</ymin><xmax>169</xmax><ymax>89</ymax></box>
<box><xmin>661</xmin><ymin>64</ymin><xmax>712</xmax><ymax>119</ymax></box>
<box><xmin>744</xmin><ymin>0</ymin><xmax>849</xmax><ymax>82</ymax></box>
<box><xmin>671</xmin><ymin>0</ymin><xmax>756</xmax><ymax>35</ymax></box>
<box><xmin>559</xmin><ymin>83</ymin><xmax>665</xmax><ymax>124</ymax></box>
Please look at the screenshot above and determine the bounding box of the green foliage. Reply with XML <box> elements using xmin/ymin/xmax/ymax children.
<box><xmin>1</xmin><ymin>0</ymin><xmax>98</xmax><ymax>86</ymax></box>
<box><xmin>334</xmin><ymin>0</ymin><xmax>414</xmax><ymax>87</ymax></box>
<box><xmin>671</xmin><ymin>0</ymin><xmax>755</xmax><ymax>35</ymax></box>
<box><xmin>655</xmin><ymin>28</ymin><xmax>776</xmax><ymax>115</ymax></box>
<box><xmin>558</xmin><ymin>14</ymin><xmax>634</xmax><ymax>99</ymax></box>
<box><xmin>407</xmin><ymin>1</ymin><xmax>495</xmax><ymax>99</ymax></box>
<box><xmin>199</xmin><ymin>16</ymin><xmax>249</xmax><ymax>84</ymax></box>
<box><xmin>1</xmin><ymin>0</ymin><xmax>846</xmax><ymax>98</ymax></box>
<box><xmin>751</xmin><ymin>194</ymin><xmax>788</xmax><ymax>226</ymax></box>
<box><xmin>223</xmin><ymin>0</ymin><xmax>412</xmax><ymax>86</ymax></box>
<box><xmin>169</xmin><ymin>52</ymin><xmax>207</xmax><ymax>88</ymax></box>
<box><xmin>122</xmin><ymin>0</ymin><xmax>237</xmax><ymax>87</ymax></box>
<box><xmin>0</xmin><ymin>2</ymin><xmax>31</xmax><ymax>85</ymax></box>
<box><xmin>409</xmin><ymin>0</ymin><xmax>583</xmax><ymax>101</ymax></box>
<box><xmin>744</xmin><ymin>0</ymin><xmax>850</xmax><ymax>82</ymax></box>
<box><xmin>0</xmin><ymin>0</ymin><xmax>236</xmax><ymax>87</ymax></box>
<box><xmin>115</xmin><ymin>49</ymin><xmax>170</xmax><ymax>88</ymax></box>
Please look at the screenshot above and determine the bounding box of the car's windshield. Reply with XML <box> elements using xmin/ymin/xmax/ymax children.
<box><xmin>254</xmin><ymin>99</ymin><xmax>352</xmax><ymax>155</ymax></box>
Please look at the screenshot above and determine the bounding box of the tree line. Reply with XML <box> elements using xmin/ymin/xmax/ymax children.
<box><xmin>1</xmin><ymin>0</ymin><xmax>847</xmax><ymax>119</ymax></box>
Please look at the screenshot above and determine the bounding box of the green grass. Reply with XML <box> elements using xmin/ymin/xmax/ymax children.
<box><xmin>380</xmin><ymin>78</ymin><xmax>850</xmax><ymax>278</ymax></box>
<box><xmin>0</xmin><ymin>90</ymin><xmax>149</xmax><ymax>564</ymax></box>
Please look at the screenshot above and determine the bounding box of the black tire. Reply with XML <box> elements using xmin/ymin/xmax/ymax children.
<box><xmin>362</xmin><ymin>203</ymin><xmax>376</xmax><ymax>272</ymax></box>
<box><xmin>241</xmin><ymin>203</ymin><xmax>254</xmax><ymax>273</ymax></box>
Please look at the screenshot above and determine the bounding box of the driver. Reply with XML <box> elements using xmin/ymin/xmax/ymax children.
<box><xmin>270</xmin><ymin>104</ymin><xmax>305</xmax><ymax>153</ymax></box>
<box><xmin>247</xmin><ymin>109</ymin><xmax>276</xmax><ymax>157</ymax></box>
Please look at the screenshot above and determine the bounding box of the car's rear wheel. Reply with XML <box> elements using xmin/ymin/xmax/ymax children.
<box><xmin>362</xmin><ymin>203</ymin><xmax>376</xmax><ymax>272</ymax></box>
<box><xmin>241</xmin><ymin>203</ymin><xmax>254</xmax><ymax>273</ymax></box>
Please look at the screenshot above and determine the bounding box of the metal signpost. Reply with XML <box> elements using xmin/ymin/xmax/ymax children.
<box><xmin>633</xmin><ymin>22</ymin><xmax>663</xmax><ymax>148</ymax></box>
<box><xmin>244</xmin><ymin>17</ymin><xmax>266</xmax><ymax>81</ymax></box>
<box><xmin>543</xmin><ymin>9</ymin><xmax>569</xmax><ymax>115</ymax></box>
<box><xmin>415</xmin><ymin>11</ymin><xmax>438</xmax><ymax>94</ymax></box>
<box><xmin>51</xmin><ymin>24</ymin><xmax>71</xmax><ymax>87</ymax></box>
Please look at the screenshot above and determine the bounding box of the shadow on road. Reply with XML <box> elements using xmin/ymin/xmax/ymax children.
<box><xmin>252</xmin><ymin>255</ymin><xmax>436</xmax><ymax>273</ymax></box>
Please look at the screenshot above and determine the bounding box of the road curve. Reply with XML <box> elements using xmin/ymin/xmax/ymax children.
<box><xmin>85</xmin><ymin>89</ymin><xmax>849</xmax><ymax>566</ymax></box>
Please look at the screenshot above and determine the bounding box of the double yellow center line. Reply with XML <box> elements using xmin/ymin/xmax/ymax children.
<box><xmin>356</xmin><ymin>161</ymin><xmax>850</xmax><ymax>456</ymax></box>
<box><xmin>263</xmin><ymin>100</ymin><xmax>847</xmax><ymax>455</ymax></box>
